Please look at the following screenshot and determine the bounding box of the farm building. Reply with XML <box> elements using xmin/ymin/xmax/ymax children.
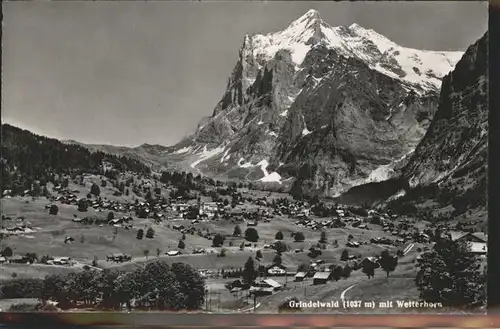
<box><xmin>166</xmin><ymin>250</ymin><xmax>181</xmax><ymax>256</ymax></box>
<box><xmin>294</xmin><ymin>272</ymin><xmax>306</xmax><ymax>282</ymax></box>
<box><xmin>262</xmin><ymin>279</ymin><xmax>282</xmax><ymax>291</ymax></box>
<box><xmin>249</xmin><ymin>286</ymin><xmax>274</xmax><ymax>296</ymax></box>
<box><xmin>312</xmin><ymin>272</ymin><xmax>331</xmax><ymax>285</ymax></box>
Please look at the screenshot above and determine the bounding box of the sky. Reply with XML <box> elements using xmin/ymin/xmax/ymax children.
<box><xmin>2</xmin><ymin>1</ymin><xmax>488</xmax><ymax>147</ymax></box>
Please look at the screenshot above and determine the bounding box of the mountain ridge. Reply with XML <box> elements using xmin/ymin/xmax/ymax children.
<box><xmin>165</xmin><ymin>9</ymin><xmax>466</xmax><ymax>196</ymax></box>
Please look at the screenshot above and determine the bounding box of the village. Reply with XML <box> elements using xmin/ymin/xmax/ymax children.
<box><xmin>0</xmin><ymin>170</ymin><xmax>488</xmax><ymax>312</ymax></box>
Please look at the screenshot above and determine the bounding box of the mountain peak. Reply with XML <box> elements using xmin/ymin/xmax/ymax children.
<box><xmin>287</xmin><ymin>9</ymin><xmax>324</xmax><ymax>32</ymax></box>
<box><xmin>303</xmin><ymin>9</ymin><xmax>321</xmax><ymax>19</ymax></box>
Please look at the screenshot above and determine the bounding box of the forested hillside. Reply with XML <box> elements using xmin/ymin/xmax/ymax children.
<box><xmin>1</xmin><ymin>124</ymin><xmax>151</xmax><ymax>194</ymax></box>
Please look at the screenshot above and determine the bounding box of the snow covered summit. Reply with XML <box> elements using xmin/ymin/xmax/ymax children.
<box><xmin>247</xmin><ymin>9</ymin><xmax>463</xmax><ymax>92</ymax></box>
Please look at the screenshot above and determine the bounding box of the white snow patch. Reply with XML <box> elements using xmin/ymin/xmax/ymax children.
<box><xmin>268</xmin><ymin>131</ymin><xmax>278</xmax><ymax>137</ymax></box>
<box><xmin>174</xmin><ymin>146</ymin><xmax>192</xmax><ymax>155</ymax></box>
<box><xmin>257</xmin><ymin>120</ymin><xmax>264</xmax><ymax>125</ymax></box>
<box><xmin>366</xmin><ymin>164</ymin><xmax>394</xmax><ymax>183</ymax></box>
<box><xmin>260</xmin><ymin>172</ymin><xmax>282</xmax><ymax>183</ymax></box>
<box><xmin>220</xmin><ymin>149</ymin><xmax>231</xmax><ymax>163</ymax></box>
<box><xmin>387</xmin><ymin>189</ymin><xmax>406</xmax><ymax>202</ymax></box>
<box><xmin>256</xmin><ymin>159</ymin><xmax>270</xmax><ymax>176</ymax></box>
<box><xmin>190</xmin><ymin>145</ymin><xmax>226</xmax><ymax>168</ymax></box>
<box><xmin>301</xmin><ymin>115</ymin><xmax>311</xmax><ymax>136</ymax></box>
<box><xmin>255</xmin><ymin>159</ymin><xmax>283</xmax><ymax>184</ymax></box>
<box><xmin>280</xmin><ymin>110</ymin><xmax>289</xmax><ymax>117</ymax></box>
<box><xmin>238</xmin><ymin>158</ymin><xmax>254</xmax><ymax>168</ymax></box>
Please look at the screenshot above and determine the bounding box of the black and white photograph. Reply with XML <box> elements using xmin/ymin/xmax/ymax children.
<box><xmin>0</xmin><ymin>1</ymin><xmax>488</xmax><ymax>314</ymax></box>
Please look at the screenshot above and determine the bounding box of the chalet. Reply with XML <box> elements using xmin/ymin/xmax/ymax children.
<box><xmin>9</xmin><ymin>255</ymin><xmax>29</xmax><ymax>264</ymax></box>
<box><xmin>52</xmin><ymin>257</ymin><xmax>71</xmax><ymax>265</ymax></box>
<box><xmin>166</xmin><ymin>250</ymin><xmax>181</xmax><ymax>256</ymax></box>
<box><xmin>0</xmin><ymin>256</ymin><xmax>6</xmax><ymax>264</ymax></box>
<box><xmin>201</xmin><ymin>202</ymin><xmax>218</xmax><ymax>212</ymax></box>
<box><xmin>449</xmin><ymin>231</ymin><xmax>488</xmax><ymax>243</ymax></box>
<box><xmin>249</xmin><ymin>286</ymin><xmax>274</xmax><ymax>296</ymax></box>
<box><xmin>64</xmin><ymin>236</ymin><xmax>75</xmax><ymax>244</ymax></box>
<box><xmin>360</xmin><ymin>256</ymin><xmax>379</xmax><ymax>269</ymax></box>
<box><xmin>313</xmin><ymin>272</ymin><xmax>331</xmax><ymax>285</ymax></box>
<box><xmin>262</xmin><ymin>279</ymin><xmax>282</xmax><ymax>291</ymax></box>
<box><xmin>294</xmin><ymin>272</ymin><xmax>307</xmax><ymax>282</ymax></box>
<box><xmin>267</xmin><ymin>264</ymin><xmax>286</xmax><ymax>275</ymax></box>
<box><xmin>469</xmin><ymin>242</ymin><xmax>487</xmax><ymax>255</ymax></box>
<box><xmin>110</xmin><ymin>218</ymin><xmax>123</xmax><ymax>225</ymax></box>
<box><xmin>247</xmin><ymin>221</ymin><xmax>258</xmax><ymax>227</ymax></box>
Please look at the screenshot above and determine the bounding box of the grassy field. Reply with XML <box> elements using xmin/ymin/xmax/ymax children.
<box><xmin>1</xmin><ymin>194</ymin><xmax>402</xmax><ymax>265</ymax></box>
<box><xmin>1</xmin><ymin>188</ymin><xmax>430</xmax><ymax>313</ymax></box>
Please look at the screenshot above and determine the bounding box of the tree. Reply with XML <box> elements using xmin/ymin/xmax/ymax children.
<box><xmin>242</xmin><ymin>257</ymin><xmax>257</xmax><ymax>284</ymax></box>
<box><xmin>136</xmin><ymin>229</ymin><xmax>144</xmax><ymax>240</ymax></box>
<box><xmin>362</xmin><ymin>260</ymin><xmax>377</xmax><ymax>279</ymax></box>
<box><xmin>256</xmin><ymin>250</ymin><xmax>263</xmax><ymax>259</ymax></box>
<box><xmin>49</xmin><ymin>205</ymin><xmax>59</xmax><ymax>215</ymax></box>
<box><xmin>146</xmin><ymin>227</ymin><xmax>155</xmax><ymax>239</ymax></box>
<box><xmin>332</xmin><ymin>265</ymin><xmax>343</xmax><ymax>281</ymax></box>
<box><xmin>275</xmin><ymin>231</ymin><xmax>284</xmax><ymax>240</ymax></box>
<box><xmin>212</xmin><ymin>234</ymin><xmax>224</xmax><ymax>247</ymax></box>
<box><xmin>348</xmin><ymin>234</ymin><xmax>354</xmax><ymax>241</ymax></box>
<box><xmin>42</xmin><ymin>186</ymin><xmax>50</xmax><ymax>198</ymax></box>
<box><xmin>182</xmin><ymin>234</ymin><xmax>186</xmax><ymax>240</ymax></box>
<box><xmin>156</xmin><ymin>248</ymin><xmax>161</xmax><ymax>257</ymax></box>
<box><xmin>320</xmin><ymin>231</ymin><xmax>327</xmax><ymax>243</ymax></box>
<box><xmin>415</xmin><ymin>239</ymin><xmax>485</xmax><ymax>308</ymax></box>
<box><xmin>341</xmin><ymin>250</ymin><xmax>349</xmax><ymax>261</ymax></box>
<box><xmin>273</xmin><ymin>254</ymin><xmax>282</xmax><ymax>266</ymax></box>
<box><xmin>78</xmin><ymin>199</ymin><xmax>88</xmax><ymax>212</ymax></box>
<box><xmin>32</xmin><ymin>181</ymin><xmax>42</xmax><ymax>196</ymax></box>
<box><xmin>41</xmin><ymin>274</ymin><xmax>67</xmax><ymax>305</ymax></box>
<box><xmin>274</xmin><ymin>241</ymin><xmax>288</xmax><ymax>254</ymax></box>
<box><xmin>143</xmin><ymin>249</ymin><xmax>150</xmax><ymax>259</ymax></box>
<box><xmin>92</xmin><ymin>256</ymin><xmax>98</xmax><ymax>267</ymax></box>
<box><xmin>245</xmin><ymin>228</ymin><xmax>259</xmax><ymax>242</ymax></box>
<box><xmin>90</xmin><ymin>183</ymin><xmax>100</xmax><ymax>197</ymax></box>
<box><xmin>239</xmin><ymin>242</ymin><xmax>245</xmax><ymax>251</ymax></box>
<box><xmin>233</xmin><ymin>225</ymin><xmax>242</xmax><ymax>237</ymax></box>
<box><xmin>342</xmin><ymin>264</ymin><xmax>352</xmax><ymax>278</ymax></box>
<box><xmin>2</xmin><ymin>247</ymin><xmax>13</xmax><ymax>257</ymax></box>
<box><xmin>107</xmin><ymin>212</ymin><xmax>114</xmax><ymax>221</ymax></box>
<box><xmin>294</xmin><ymin>232</ymin><xmax>305</xmax><ymax>242</ymax></box>
<box><xmin>379</xmin><ymin>250</ymin><xmax>398</xmax><ymax>277</ymax></box>
<box><xmin>101</xmin><ymin>180</ymin><xmax>107</xmax><ymax>188</ymax></box>
<box><xmin>178</xmin><ymin>240</ymin><xmax>185</xmax><ymax>249</ymax></box>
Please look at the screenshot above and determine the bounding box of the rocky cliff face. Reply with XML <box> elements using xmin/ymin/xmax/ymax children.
<box><xmin>170</xmin><ymin>9</ymin><xmax>463</xmax><ymax>195</ymax></box>
<box><xmin>383</xmin><ymin>32</ymin><xmax>488</xmax><ymax>222</ymax></box>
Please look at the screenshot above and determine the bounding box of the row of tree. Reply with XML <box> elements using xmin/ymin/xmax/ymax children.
<box><xmin>0</xmin><ymin>261</ymin><xmax>205</xmax><ymax>311</ymax></box>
